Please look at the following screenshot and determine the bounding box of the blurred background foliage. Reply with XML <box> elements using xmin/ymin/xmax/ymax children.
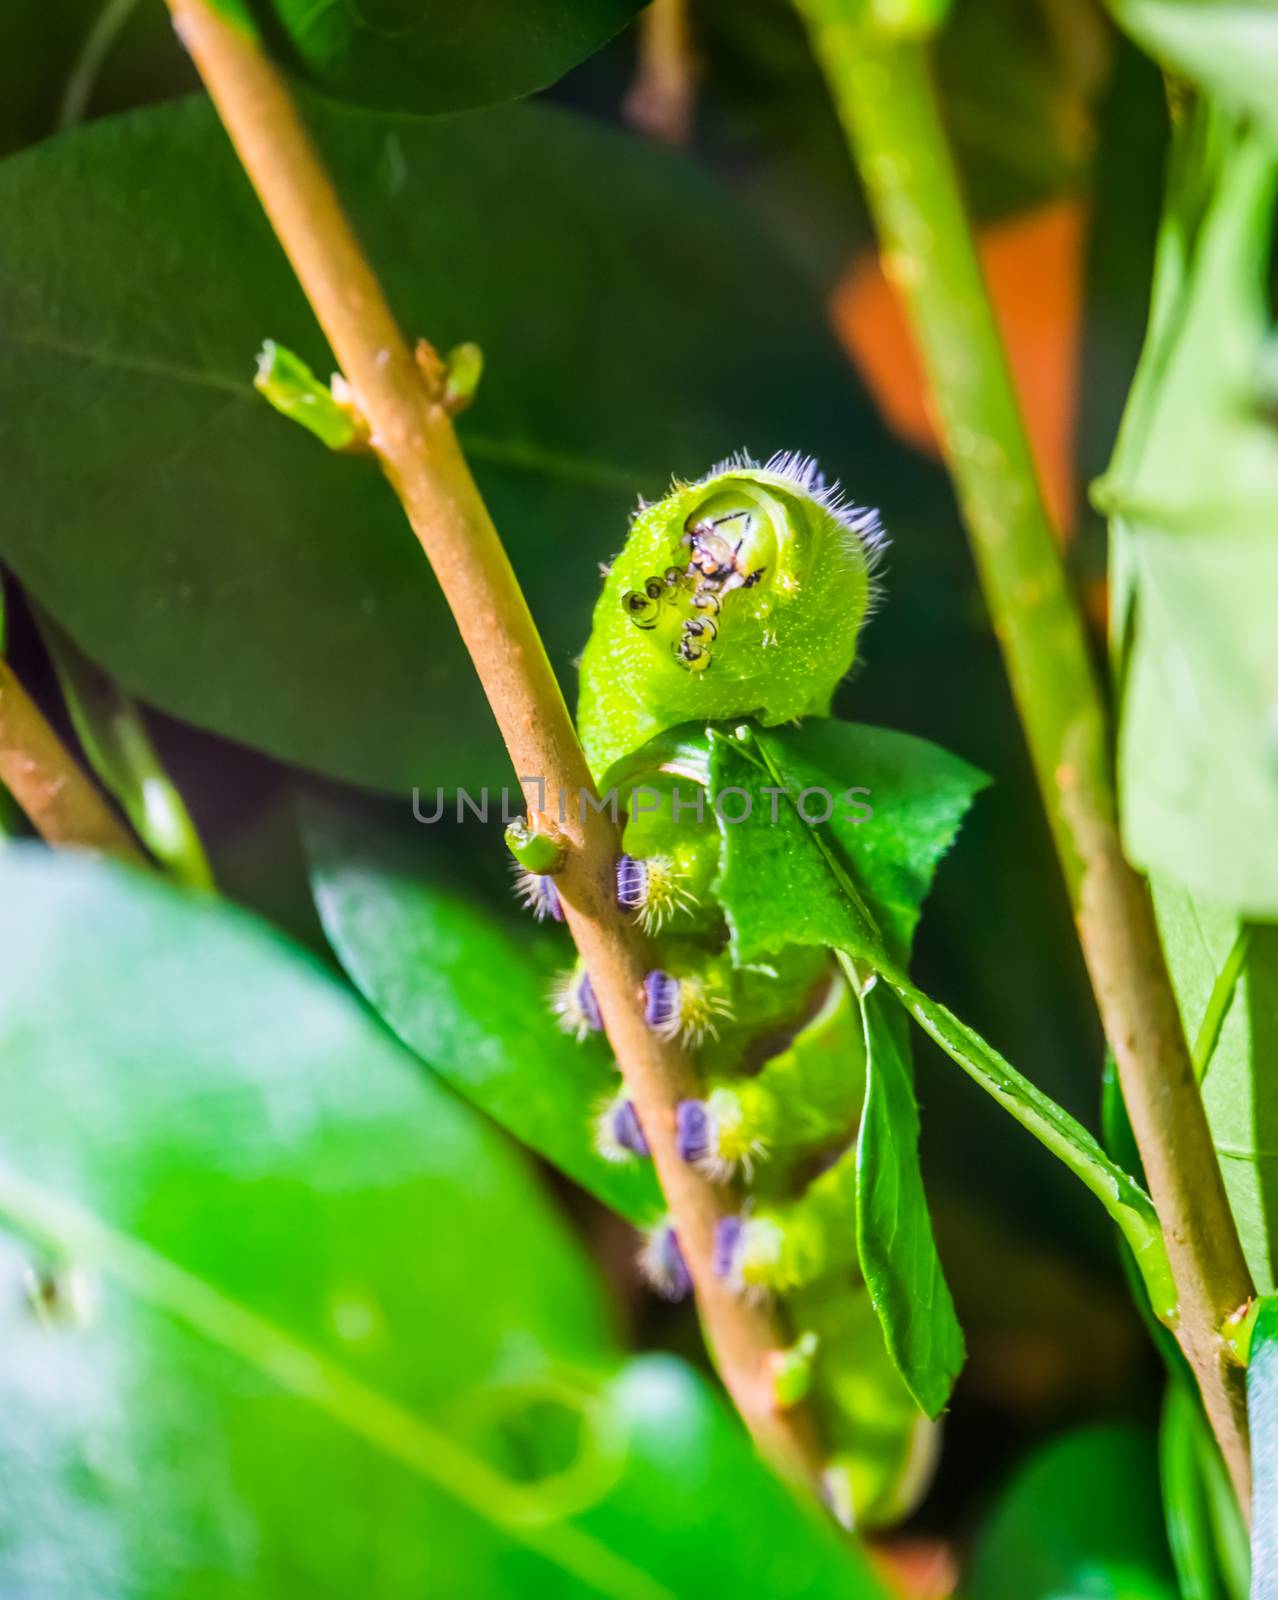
<box><xmin>0</xmin><ymin>0</ymin><xmax>1272</xmax><ymax>1594</ymax></box>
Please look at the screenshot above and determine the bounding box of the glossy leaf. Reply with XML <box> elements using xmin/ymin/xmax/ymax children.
<box><xmin>965</xmin><ymin>1425</ymin><xmax>1178</xmax><ymax>1600</ymax></box>
<box><xmin>300</xmin><ymin>788</ymin><xmax>662</xmax><ymax>1225</ymax></box>
<box><xmin>0</xmin><ymin>845</ymin><xmax>615</xmax><ymax>1592</ymax></box>
<box><xmin>0</xmin><ymin>95</ymin><xmax>872</xmax><ymax>794</ymax></box>
<box><xmin>587</xmin><ymin>1357</ymin><xmax>889</xmax><ymax>1599</ymax></box>
<box><xmin>234</xmin><ymin>0</ymin><xmax>643</xmax><ymax>117</ymax></box>
<box><xmin>0</xmin><ymin>845</ymin><xmax>883</xmax><ymax>1597</ymax></box>
<box><xmin>1152</xmin><ymin>877</ymin><xmax>1278</xmax><ymax>1293</ymax></box>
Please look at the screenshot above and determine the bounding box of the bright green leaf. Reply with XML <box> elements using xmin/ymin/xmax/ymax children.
<box><xmin>965</xmin><ymin>1425</ymin><xmax>1179</xmax><ymax>1600</ymax></box>
<box><xmin>0</xmin><ymin>845</ymin><xmax>883</xmax><ymax>1597</ymax></box>
<box><xmin>585</xmin><ymin>1357</ymin><xmax>889</xmax><ymax>1599</ymax></box>
<box><xmin>299</xmin><ymin>788</ymin><xmax>663</xmax><ymax>1226</ymax></box>
<box><xmin>0</xmin><ymin>95</ymin><xmax>873</xmax><ymax>795</ymax></box>
<box><xmin>755</xmin><ymin>720</ymin><xmax>989</xmax><ymax>962</ymax></box>
<box><xmin>895</xmin><ymin>977</ymin><xmax>1176</xmax><ymax>1323</ymax></box>
<box><xmin>0</xmin><ymin>845</ymin><xmax>624</xmax><ymax>1593</ymax></box>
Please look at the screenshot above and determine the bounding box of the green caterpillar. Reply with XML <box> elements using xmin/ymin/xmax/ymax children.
<box><xmin>519</xmin><ymin>453</ymin><xmax>932</xmax><ymax>1526</ymax></box>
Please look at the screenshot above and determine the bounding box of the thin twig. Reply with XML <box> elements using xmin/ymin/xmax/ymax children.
<box><xmin>58</xmin><ymin>0</ymin><xmax>144</xmax><ymax>130</ymax></box>
<box><xmin>797</xmin><ymin>10</ymin><xmax>1254</xmax><ymax>1504</ymax></box>
<box><xmin>624</xmin><ymin>0</ymin><xmax>698</xmax><ymax>147</ymax></box>
<box><xmin>167</xmin><ymin>0</ymin><xmax>824</xmax><ymax>1483</ymax></box>
<box><xmin>0</xmin><ymin>658</ymin><xmax>145</xmax><ymax>863</ymax></box>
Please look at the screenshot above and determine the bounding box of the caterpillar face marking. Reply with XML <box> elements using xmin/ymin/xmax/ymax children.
<box><xmin>582</xmin><ymin>451</ymin><xmax>885</xmax><ymax>775</ymax></box>
<box><xmin>620</xmin><ymin>574</ymin><xmax>673</xmax><ymax>631</ymax></box>
<box><xmin>683</xmin><ymin>509</ymin><xmax>766</xmax><ymax>595</ymax></box>
<box><xmin>620</xmin><ymin>509</ymin><xmax>771</xmax><ymax>674</ymax></box>
<box><xmin>673</xmin><ymin>633</ymin><xmax>712</xmax><ymax>672</ymax></box>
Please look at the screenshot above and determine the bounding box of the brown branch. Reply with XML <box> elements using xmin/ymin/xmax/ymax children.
<box><xmin>797</xmin><ymin>11</ymin><xmax>1254</xmax><ymax>1505</ymax></box>
<box><xmin>0</xmin><ymin>658</ymin><xmax>145</xmax><ymax>863</ymax></box>
<box><xmin>624</xmin><ymin>0</ymin><xmax>698</xmax><ymax>147</ymax></box>
<box><xmin>167</xmin><ymin>0</ymin><xmax>824</xmax><ymax>1484</ymax></box>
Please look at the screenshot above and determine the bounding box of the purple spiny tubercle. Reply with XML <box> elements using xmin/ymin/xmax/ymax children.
<box><xmin>644</xmin><ymin>969</ymin><xmax>680</xmax><ymax>1032</ymax></box>
<box><xmin>677</xmin><ymin>1100</ymin><xmax>712</xmax><ymax>1165</ymax></box>
<box><xmin>616</xmin><ymin>853</ymin><xmax>646</xmax><ymax>911</ymax></box>
<box><xmin>611</xmin><ymin>1098</ymin><xmax>648</xmax><ymax>1158</ymax></box>
<box><xmin>713</xmin><ymin>1216</ymin><xmax>744</xmax><ymax>1281</ymax></box>
<box><xmin>641</xmin><ymin>1223</ymin><xmax>692</xmax><ymax>1302</ymax></box>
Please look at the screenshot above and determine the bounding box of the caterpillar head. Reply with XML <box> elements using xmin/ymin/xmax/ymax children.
<box><xmin>578</xmin><ymin>453</ymin><xmax>883</xmax><ymax>778</ymax></box>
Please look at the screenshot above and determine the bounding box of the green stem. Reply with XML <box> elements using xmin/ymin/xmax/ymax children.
<box><xmin>46</xmin><ymin>0</ymin><xmax>212</xmax><ymax>888</ymax></box>
<box><xmin>796</xmin><ymin>5</ymin><xmax>1254</xmax><ymax>1504</ymax></box>
<box><xmin>37</xmin><ymin>613</ymin><xmax>213</xmax><ymax>890</ymax></box>
<box><xmin>889</xmin><ymin>976</ymin><xmax>1176</xmax><ymax>1325</ymax></box>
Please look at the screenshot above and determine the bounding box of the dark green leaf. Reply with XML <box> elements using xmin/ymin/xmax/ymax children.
<box><xmin>692</xmin><ymin>0</ymin><xmax>1092</xmax><ymax>300</ymax></box>
<box><xmin>854</xmin><ymin>982</ymin><xmax>964</xmax><ymax>1418</ymax></box>
<box><xmin>0</xmin><ymin>95</ymin><xmax>872</xmax><ymax>794</ymax></box>
<box><xmin>300</xmin><ymin>787</ymin><xmax>663</xmax><ymax>1225</ymax></box>
<box><xmin>965</xmin><ymin>1425</ymin><xmax>1179</xmax><ymax>1600</ymax></box>
<box><xmin>0</xmin><ymin>845</ymin><xmax>884</xmax><ymax>1597</ymax></box>
<box><xmin>237</xmin><ymin>0</ymin><xmax>643</xmax><ymax>117</ymax></box>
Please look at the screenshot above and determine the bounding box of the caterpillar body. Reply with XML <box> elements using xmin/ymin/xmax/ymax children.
<box><xmin>531</xmin><ymin>454</ymin><xmax>934</xmax><ymax>1525</ymax></box>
